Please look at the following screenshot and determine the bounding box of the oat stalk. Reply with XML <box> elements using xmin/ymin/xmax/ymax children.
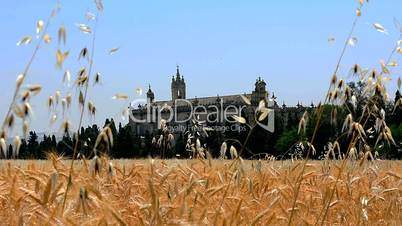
<box><xmin>61</xmin><ymin>11</ymin><xmax>100</xmax><ymax>212</ymax></box>
<box><xmin>1</xmin><ymin>4</ymin><xmax>58</xmax><ymax>133</ymax></box>
<box><xmin>287</xmin><ymin>4</ymin><xmax>364</xmax><ymax>226</ymax></box>
<box><xmin>316</xmin><ymin>33</ymin><xmax>402</xmax><ymax>226</ymax></box>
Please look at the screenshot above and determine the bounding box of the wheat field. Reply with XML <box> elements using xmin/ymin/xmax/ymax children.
<box><xmin>0</xmin><ymin>157</ymin><xmax>400</xmax><ymax>225</ymax></box>
<box><xmin>1</xmin><ymin>0</ymin><xmax>402</xmax><ymax>225</ymax></box>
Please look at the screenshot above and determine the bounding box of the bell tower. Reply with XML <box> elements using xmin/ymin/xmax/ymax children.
<box><xmin>146</xmin><ymin>84</ymin><xmax>155</xmax><ymax>103</ymax></box>
<box><xmin>251</xmin><ymin>77</ymin><xmax>268</xmax><ymax>105</ymax></box>
<box><xmin>171</xmin><ymin>65</ymin><xmax>186</xmax><ymax>101</ymax></box>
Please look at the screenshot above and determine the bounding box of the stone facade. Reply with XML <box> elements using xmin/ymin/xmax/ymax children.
<box><xmin>171</xmin><ymin>66</ymin><xmax>186</xmax><ymax>101</ymax></box>
<box><xmin>128</xmin><ymin>67</ymin><xmax>309</xmax><ymax>136</ymax></box>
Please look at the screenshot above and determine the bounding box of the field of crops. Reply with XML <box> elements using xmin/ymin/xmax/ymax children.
<box><xmin>0</xmin><ymin>158</ymin><xmax>401</xmax><ymax>225</ymax></box>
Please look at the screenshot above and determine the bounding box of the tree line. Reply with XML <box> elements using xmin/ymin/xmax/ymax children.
<box><xmin>3</xmin><ymin>83</ymin><xmax>401</xmax><ymax>160</ymax></box>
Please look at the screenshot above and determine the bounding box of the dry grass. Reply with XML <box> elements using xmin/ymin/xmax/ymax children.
<box><xmin>0</xmin><ymin>158</ymin><xmax>400</xmax><ymax>225</ymax></box>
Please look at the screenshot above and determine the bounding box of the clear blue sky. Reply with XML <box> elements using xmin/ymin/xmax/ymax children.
<box><xmin>0</xmin><ymin>0</ymin><xmax>401</xmax><ymax>134</ymax></box>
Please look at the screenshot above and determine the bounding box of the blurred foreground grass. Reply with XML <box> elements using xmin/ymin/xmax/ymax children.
<box><xmin>0</xmin><ymin>158</ymin><xmax>400</xmax><ymax>225</ymax></box>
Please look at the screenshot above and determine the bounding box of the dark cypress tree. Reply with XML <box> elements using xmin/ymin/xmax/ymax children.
<box><xmin>7</xmin><ymin>144</ymin><xmax>13</xmax><ymax>159</ymax></box>
<box><xmin>175</xmin><ymin>133</ymin><xmax>187</xmax><ymax>158</ymax></box>
<box><xmin>393</xmin><ymin>90</ymin><xmax>402</xmax><ymax>124</ymax></box>
<box><xmin>132</xmin><ymin>134</ymin><xmax>142</xmax><ymax>158</ymax></box>
<box><xmin>27</xmin><ymin>131</ymin><xmax>39</xmax><ymax>159</ymax></box>
<box><xmin>18</xmin><ymin>139</ymin><xmax>29</xmax><ymax>159</ymax></box>
<box><xmin>51</xmin><ymin>135</ymin><xmax>57</xmax><ymax>148</ymax></box>
<box><xmin>57</xmin><ymin>133</ymin><xmax>73</xmax><ymax>158</ymax></box>
<box><xmin>113</xmin><ymin>123</ymin><xmax>125</xmax><ymax>158</ymax></box>
<box><xmin>113</xmin><ymin>123</ymin><xmax>136</xmax><ymax>158</ymax></box>
<box><xmin>39</xmin><ymin>135</ymin><xmax>49</xmax><ymax>159</ymax></box>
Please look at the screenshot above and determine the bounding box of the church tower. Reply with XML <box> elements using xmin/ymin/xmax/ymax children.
<box><xmin>251</xmin><ymin>77</ymin><xmax>268</xmax><ymax>105</ymax></box>
<box><xmin>171</xmin><ymin>65</ymin><xmax>186</xmax><ymax>101</ymax></box>
<box><xmin>147</xmin><ymin>84</ymin><xmax>155</xmax><ymax>103</ymax></box>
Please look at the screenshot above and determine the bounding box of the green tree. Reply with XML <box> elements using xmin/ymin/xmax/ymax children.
<box><xmin>18</xmin><ymin>139</ymin><xmax>29</xmax><ymax>159</ymax></box>
<box><xmin>57</xmin><ymin>133</ymin><xmax>73</xmax><ymax>157</ymax></box>
<box><xmin>305</xmin><ymin>105</ymin><xmax>347</xmax><ymax>158</ymax></box>
<box><xmin>114</xmin><ymin>123</ymin><xmax>136</xmax><ymax>158</ymax></box>
<box><xmin>7</xmin><ymin>144</ymin><xmax>13</xmax><ymax>159</ymax></box>
<box><xmin>388</xmin><ymin>123</ymin><xmax>402</xmax><ymax>158</ymax></box>
<box><xmin>275</xmin><ymin>127</ymin><xmax>302</xmax><ymax>157</ymax></box>
<box><xmin>174</xmin><ymin>133</ymin><xmax>186</xmax><ymax>158</ymax></box>
<box><xmin>27</xmin><ymin>131</ymin><xmax>40</xmax><ymax>159</ymax></box>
